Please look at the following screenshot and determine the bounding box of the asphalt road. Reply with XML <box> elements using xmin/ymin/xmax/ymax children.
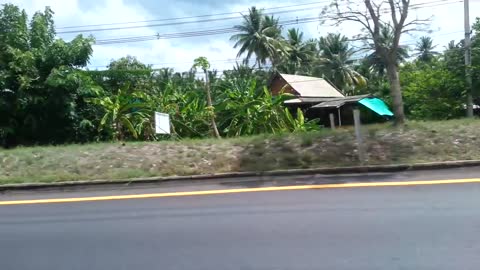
<box><xmin>1</xmin><ymin>171</ymin><xmax>480</xmax><ymax>269</ymax></box>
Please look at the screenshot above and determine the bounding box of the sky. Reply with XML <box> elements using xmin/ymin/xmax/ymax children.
<box><xmin>4</xmin><ymin>0</ymin><xmax>480</xmax><ymax>72</ymax></box>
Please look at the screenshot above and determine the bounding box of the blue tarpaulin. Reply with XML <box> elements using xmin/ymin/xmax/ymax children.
<box><xmin>358</xmin><ymin>98</ymin><xmax>394</xmax><ymax>117</ymax></box>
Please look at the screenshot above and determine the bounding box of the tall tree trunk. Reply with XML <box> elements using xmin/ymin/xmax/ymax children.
<box><xmin>385</xmin><ymin>61</ymin><xmax>405</xmax><ymax>125</ymax></box>
<box><xmin>204</xmin><ymin>71</ymin><xmax>221</xmax><ymax>138</ymax></box>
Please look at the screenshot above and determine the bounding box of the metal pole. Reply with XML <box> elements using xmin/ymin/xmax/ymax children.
<box><xmin>329</xmin><ymin>113</ymin><xmax>336</xmax><ymax>130</ymax></box>
<box><xmin>353</xmin><ymin>109</ymin><xmax>365</xmax><ymax>164</ymax></box>
<box><xmin>465</xmin><ymin>0</ymin><xmax>474</xmax><ymax>117</ymax></box>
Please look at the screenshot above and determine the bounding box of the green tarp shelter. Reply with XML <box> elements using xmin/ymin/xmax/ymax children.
<box><xmin>358</xmin><ymin>97</ymin><xmax>394</xmax><ymax>117</ymax></box>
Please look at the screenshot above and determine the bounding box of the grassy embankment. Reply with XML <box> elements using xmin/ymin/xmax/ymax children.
<box><xmin>1</xmin><ymin>119</ymin><xmax>479</xmax><ymax>185</ymax></box>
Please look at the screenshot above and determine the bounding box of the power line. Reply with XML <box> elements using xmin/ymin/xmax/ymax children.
<box><xmin>410</xmin><ymin>0</ymin><xmax>463</xmax><ymax>10</ymax></box>
<box><xmin>56</xmin><ymin>1</ymin><xmax>332</xmax><ymax>29</ymax></box>
<box><xmin>83</xmin><ymin>0</ymin><xmax>465</xmax><ymax>69</ymax></box>
<box><xmin>87</xmin><ymin>0</ymin><xmax>462</xmax><ymax>46</ymax></box>
<box><xmin>93</xmin><ymin>17</ymin><xmax>323</xmax><ymax>45</ymax></box>
<box><xmin>88</xmin><ymin>27</ymin><xmax>463</xmax><ymax>68</ymax></box>
<box><xmin>57</xmin><ymin>4</ymin><xmax>328</xmax><ymax>34</ymax></box>
<box><xmin>57</xmin><ymin>0</ymin><xmax>459</xmax><ymax>35</ymax></box>
<box><xmin>90</xmin><ymin>29</ymin><xmax>464</xmax><ymax>69</ymax></box>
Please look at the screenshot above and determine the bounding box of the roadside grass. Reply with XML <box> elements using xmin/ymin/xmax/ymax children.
<box><xmin>1</xmin><ymin>118</ymin><xmax>479</xmax><ymax>185</ymax></box>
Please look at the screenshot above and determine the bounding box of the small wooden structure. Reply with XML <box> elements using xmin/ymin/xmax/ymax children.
<box><xmin>268</xmin><ymin>73</ymin><xmax>345</xmax><ymax>116</ymax></box>
<box><xmin>269</xmin><ymin>73</ymin><xmax>344</xmax><ymax>102</ymax></box>
<box><xmin>268</xmin><ymin>73</ymin><xmax>393</xmax><ymax>127</ymax></box>
<box><xmin>310</xmin><ymin>94</ymin><xmax>373</xmax><ymax>126</ymax></box>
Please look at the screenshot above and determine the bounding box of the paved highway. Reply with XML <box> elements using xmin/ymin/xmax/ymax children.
<box><xmin>1</xmin><ymin>169</ymin><xmax>480</xmax><ymax>269</ymax></box>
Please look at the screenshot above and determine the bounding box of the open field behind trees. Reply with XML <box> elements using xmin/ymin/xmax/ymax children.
<box><xmin>1</xmin><ymin>119</ymin><xmax>479</xmax><ymax>185</ymax></box>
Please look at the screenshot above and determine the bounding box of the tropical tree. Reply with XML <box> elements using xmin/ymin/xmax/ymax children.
<box><xmin>0</xmin><ymin>4</ymin><xmax>95</xmax><ymax>147</ymax></box>
<box><xmin>222</xmin><ymin>63</ymin><xmax>272</xmax><ymax>87</ymax></box>
<box><xmin>230</xmin><ymin>7</ymin><xmax>289</xmax><ymax>68</ymax></box>
<box><xmin>445</xmin><ymin>40</ymin><xmax>456</xmax><ymax>50</ymax></box>
<box><xmin>278</xmin><ymin>28</ymin><xmax>317</xmax><ymax>74</ymax></box>
<box><xmin>314</xmin><ymin>33</ymin><xmax>366</xmax><ymax>92</ymax></box>
<box><xmin>152</xmin><ymin>85</ymin><xmax>210</xmax><ymax>138</ymax></box>
<box><xmin>193</xmin><ymin>57</ymin><xmax>221</xmax><ymax>138</ymax></box>
<box><xmin>322</xmin><ymin>0</ymin><xmax>429</xmax><ymax>125</ymax></box>
<box><xmin>415</xmin><ymin>36</ymin><xmax>439</xmax><ymax>62</ymax></box>
<box><xmin>90</xmin><ymin>56</ymin><xmax>153</xmax><ymax>95</ymax></box>
<box><xmin>443</xmin><ymin>20</ymin><xmax>480</xmax><ymax>110</ymax></box>
<box><xmin>401</xmin><ymin>60</ymin><xmax>464</xmax><ymax>119</ymax></box>
<box><xmin>355</xmin><ymin>61</ymin><xmax>391</xmax><ymax>98</ymax></box>
<box><xmin>364</xmin><ymin>25</ymin><xmax>409</xmax><ymax>77</ymax></box>
<box><xmin>216</xmin><ymin>78</ymin><xmax>317</xmax><ymax>136</ymax></box>
<box><xmin>471</xmin><ymin>18</ymin><xmax>480</xmax><ymax>104</ymax></box>
<box><xmin>90</xmin><ymin>87</ymin><xmax>150</xmax><ymax>141</ymax></box>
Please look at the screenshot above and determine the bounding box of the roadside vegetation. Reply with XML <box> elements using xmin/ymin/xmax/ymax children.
<box><xmin>0</xmin><ymin>3</ymin><xmax>479</xmax><ymax>185</ymax></box>
<box><xmin>1</xmin><ymin>4</ymin><xmax>479</xmax><ymax>147</ymax></box>
<box><xmin>1</xmin><ymin>119</ymin><xmax>480</xmax><ymax>184</ymax></box>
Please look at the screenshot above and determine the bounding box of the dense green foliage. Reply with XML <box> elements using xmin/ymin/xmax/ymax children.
<box><xmin>0</xmin><ymin>4</ymin><xmax>95</xmax><ymax>146</ymax></box>
<box><xmin>231</xmin><ymin>7</ymin><xmax>288</xmax><ymax>67</ymax></box>
<box><xmin>0</xmin><ymin>4</ymin><xmax>479</xmax><ymax>148</ymax></box>
<box><xmin>314</xmin><ymin>33</ymin><xmax>366</xmax><ymax>92</ymax></box>
<box><xmin>401</xmin><ymin>60</ymin><xmax>464</xmax><ymax>119</ymax></box>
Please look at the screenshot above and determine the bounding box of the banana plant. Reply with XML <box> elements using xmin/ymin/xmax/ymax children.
<box><xmin>216</xmin><ymin>77</ymin><xmax>309</xmax><ymax>136</ymax></box>
<box><xmin>89</xmin><ymin>87</ymin><xmax>150</xmax><ymax>141</ymax></box>
<box><xmin>146</xmin><ymin>79</ymin><xmax>210</xmax><ymax>138</ymax></box>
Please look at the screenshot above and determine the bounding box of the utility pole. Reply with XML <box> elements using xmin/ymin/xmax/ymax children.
<box><xmin>464</xmin><ymin>0</ymin><xmax>474</xmax><ymax>117</ymax></box>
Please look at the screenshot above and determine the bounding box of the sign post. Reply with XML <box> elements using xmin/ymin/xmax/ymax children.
<box><xmin>155</xmin><ymin>112</ymin><xmax>170</xmax><ymax>135</ymax></box>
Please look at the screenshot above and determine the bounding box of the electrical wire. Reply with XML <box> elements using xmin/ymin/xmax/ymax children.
<box><xmin>56</xmin><ymin>0</ymin><xmax>332</xmax><ymax>29</ymax></box>
<box><xmin>94</xmin><ymin>17</ymin><xmax>323</xmax><ymax>45</ymax></box>
<box><xmin>57</xmin><ymin>0</ymin><xmax>460</xmax><ymax>35</ymax></box>
<box><xmin>57</xmin><ymin>5</ymin><xmax>329</xmax><ymax>34</ymax></box>
<box><xmin>89</xmin><ymin>28</ymin><xmax>465</xmax><ymax>70</ymax></box>
<box><xmin>80</xmin><ymin>0</ymin><xmax>465</xmax><ymax>70</ymax></box>
<box><xmin>84</xmin><ymin>0</ymin><xmax>462</xmax><ymax>46</ymax></box>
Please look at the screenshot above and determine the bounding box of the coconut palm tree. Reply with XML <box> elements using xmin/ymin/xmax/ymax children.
<box><xmin>415</xmin><ymin>36</ymin><xmax>439</xmax><ymax>62</ymax></box>
<box><xmin>314</xmin><ymin>33</ymin><xmax>366</xmax><ymax>91</ymax></box>
<box><xmin>230</xmin><ymin>7</ymin><xmax>289</xmax><ymax>68</ymax></box>
<box><xmin>364</xmin><ymin>25</ymin><xmax>409</xmax><ymax>76</ymax></box>
<box><xmin>278</xmin><ymin>28</ymin><xmax>317</xmax><ymax>74</ymax></box>
<box><xmin>446</xmin><ymin>40</ymin><xmax>457</xmax><ymax>50</ymax></box>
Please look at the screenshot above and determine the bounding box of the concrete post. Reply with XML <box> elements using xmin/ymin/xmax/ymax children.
<box><xmin>353</xmin><ymin>109</ymin><xmax>365</xmax><ymax>164</ymax></box>
<box><xmin>329</xmin><ymin>113</ymin><xmax>336</xmax><ymax>130</ymax></box>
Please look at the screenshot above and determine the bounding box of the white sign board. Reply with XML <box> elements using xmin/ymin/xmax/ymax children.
<box><xmin>155</xmin><ymin>112</ymin><xmax>170</xmax><ymax>134</ymax></box>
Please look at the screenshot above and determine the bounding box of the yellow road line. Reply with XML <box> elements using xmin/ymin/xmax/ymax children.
<box><xmin>1</xmin><ymin>178</ymin><xmax>480</xmax><ymax>206</ymax></box>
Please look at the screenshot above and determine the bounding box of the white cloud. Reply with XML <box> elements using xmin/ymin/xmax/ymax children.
<box><xmin>7</xmin><ymin>0</ymin><xmax>480</xmax><ymax>72</ymax></box>
<box><xmin>9</xmin><ymin>0</ymin><xmax>80</xmax><ymax>18</ymax></box>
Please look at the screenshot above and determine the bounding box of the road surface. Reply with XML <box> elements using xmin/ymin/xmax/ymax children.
<box><xmin>1</xmin><ymin>168</ymin><xmax>480</xmax><ymax>270</ymax></box>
